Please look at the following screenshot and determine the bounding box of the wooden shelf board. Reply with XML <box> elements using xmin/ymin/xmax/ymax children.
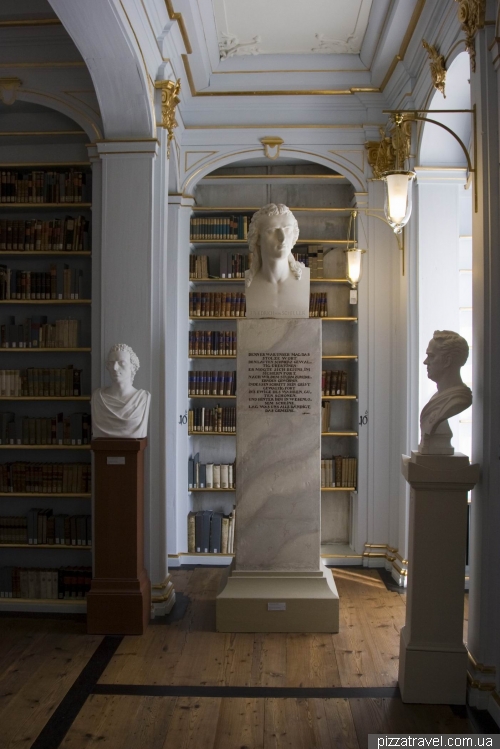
<box><xmin>0</xmin><ymin>300</ymin><xmax>91</xmax><ymax>305</ymax></box>
<box><xmin>322</xmin><ymin>395</ymin><xmax>357</xmax><ymax>400</ymax></box>
<box><xmin>0</xmin><ymin>543</ymin><xmax>91</xmax><ymax>549</ymax></box>
<box><xmin>0</xmin><ymin>251</ymin><xmax>91</xmax><ymax>256</ymax></box>
<box><xmin>0</xmin><ymin>203</ymin><xmax>91</xmax><ymax>209</ymax></box>
<box><xmin>189</xmin><ymin>317</ymin><xmax>357</xmax><ymax>321</ymax></box>
<box><xmin>190</xmin><ymin>316</ymin><xmax>240</xmax><ymax>321</ymax></box>
<box><xmin>0</xmin><ymin>493</ymin><xmax>91</xmax><ymax>498</ymax></box>
<box><xmin>190</xmin><ymin>355</ymin><xmax>236</xmax><ymax>359</ymax></box>
<box><xmin>188</xmin><ymin>431</ymin><xmax>235</xmax><ymax>436</ymax></box>
<box><xmin>322</xmin><ymin>432</ymin><xmax>358</xmax><ymax>437</ymax></box>
<box><xmin>0</xmin><ymin>163</ymin><xmax>91</xmax><ymax>168</ymax></box>
<box><xmin>321</xmin><ymin>487</ymin><xmax>356</xmax><ymax>492</ymax></box>
<box><xmin>0</xmin><ymin>396</ymin><xmax>90</xmax><ymax>401</ymax></box>
<box><xmin>189</xmin><ymin>488</ymin><xmax>235</xmax><ymax>492</ymax></box>
<box><xmin>189</xmin><ymin>395</ymin><xmax>236</xmax><ymax>399</ymax></box>
<box><xmin>0</xmin><ymin>445</ymin><xmax>91</xmax><ymax>450</ymax></box>
<box><xmin>0</xmin><ymin>348</ymin><xmax>91</xmax><ymax>352</ymax></box>
<box><xmin>0</xmin><ymin>599</ymin><xmax>87</xmax><ymax>610</ymax></box>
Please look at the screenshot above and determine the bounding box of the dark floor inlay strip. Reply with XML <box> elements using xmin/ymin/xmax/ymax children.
<box><xmin>93</xmin><ymin>684</ymin><xmax>400</xmax><ymax>699</ymax></box>
<box><xmin>31</xmin><ymin>636</ymin><xmax>123</xmax><ymax>749</ymax></box>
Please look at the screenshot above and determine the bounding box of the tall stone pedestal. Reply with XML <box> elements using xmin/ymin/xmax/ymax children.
<box><xmin>87</xmin><ymin>438</ymin><xmax>151</xmax><ymax>635</ymax></box>
<box><xmin>216</xmin><ymin>318</ymin><xmax>339</xmax><ymax>633</ymax></box>
<box><xmin>399</xmin><ymin>451</ymin><xmax>479</xmax><ymax>703</ymax></box>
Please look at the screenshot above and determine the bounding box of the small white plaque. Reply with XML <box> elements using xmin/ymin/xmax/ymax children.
<box><xmin>267</xmin><ymin>602</ymin><xmax>286</xmax><ymax>611</ymax></box>
<box><xmin>107</xmin><ymin>457</ymin><xmax>125</xmax><ymax>465</ymax></box>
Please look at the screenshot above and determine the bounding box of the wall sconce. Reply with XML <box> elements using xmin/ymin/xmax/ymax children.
<box><xmin>380</xmin><ymin>114</ymin><xmax>416</xmax><ymax>235</ymax></box>
<box><xmin>345</xmin><ymin>210</ymin><xmax>366</xmax><ymax>304</ymax></box>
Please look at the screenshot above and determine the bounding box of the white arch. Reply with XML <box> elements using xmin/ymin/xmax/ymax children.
<box><xmin>48</xmin><ymin>0</ymin><xmax>155</xmax><ymax>139</ymax></box>
<box><xmin>14</xmin><ymin>89</ymin><xmax>102</xmax><ymax>141</ymax></box>
<box><xmin>181</xmin><ymin>146</ymin><xmax>367</xmax><ymax>195</ymax></box>
<box><xmin>419</xmin><ymin>51</ymin><xmax>471</xmax><ymax>167</ymax></box>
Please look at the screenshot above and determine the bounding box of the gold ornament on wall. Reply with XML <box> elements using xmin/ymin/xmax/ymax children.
<box><xmin>154</xmin><ymin>78</ymin><xmax>181</xmax><ymax>158</ymax></box>
<box><xmin>260</xmin><ymin>136</ymin><xmax>284</xmax><ymax>160</ymax></box>
<box><xmin>365</xmin><ymin>119</ymin><xmax>411</xmax><ymax>180</ymax></box>
<box><xmin>422</xmin><ymin>40</ymin><xmax>447</xmax><ymax>97</ymax></box>
<box><xmin>0</xmin><ymin>77</ymin><xmax>22</xmax><ymax>105</ymax></box>
<box><xmin>454</xmin><ymin>0</ymin><xmax>485</xmax><ymax>73</ymax></box>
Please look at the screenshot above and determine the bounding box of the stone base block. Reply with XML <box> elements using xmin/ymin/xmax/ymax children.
<box><xmin>398</xmin><ymin>625</ymin><xmax>467</xmax><ymax>704</ymax></box>
<box><xmin>216</xmin><ymin>568</ymin><xmax>339</xmax><ymax>633</ymax></box>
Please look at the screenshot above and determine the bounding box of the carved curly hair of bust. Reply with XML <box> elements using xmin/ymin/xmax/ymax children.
<box><xmin>108</xmin><ymin>343</ymin><xmax>140</xmax><ymax>382</ymax></box>
<box><xmin>245</xmin><ymin>203</ymin><xmax>302</xmax><ymax>287</ymax></box>
<box><xmin>432</xmin><ymin>330</ymin><xmax>469</xmax><ymax>367</ymax></box>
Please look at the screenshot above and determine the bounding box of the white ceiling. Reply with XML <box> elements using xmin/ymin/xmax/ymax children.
<box><xmin>212</xmin><ymin>0</ymin><xmax>374</xmax><ymax>57</ymax></box>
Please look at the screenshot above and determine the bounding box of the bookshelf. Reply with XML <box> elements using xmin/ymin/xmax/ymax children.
<box><xmin>182</xmin><ymin>162</ymin><xmax>359</xmax><ymax>564</ymax></box>
<box><xmin>0</xmin><ymin>159</ymin><xmax>93</xmax><ymax>611</ymax></box>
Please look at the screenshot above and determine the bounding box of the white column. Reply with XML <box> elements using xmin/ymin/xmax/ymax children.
<box><xmin>97</xmin><ymin>138</ymin><xmax>174</xmax><ymax>615</ymax></box>
<box><xmin>467</xmin><ymin>22</ymin><xmax>500</xmax><ymax>713</ymax></box>
<box><xmin>165</xmin><ymin>195</ymin><xmax>193</xmax><ymax>560</ymax></box>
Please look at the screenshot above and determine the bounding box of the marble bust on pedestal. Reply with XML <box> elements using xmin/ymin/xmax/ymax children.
<box><xmin>419</xmin><ymin>330</ymin><xmax>472</xmax><ymax>455</ymax></box>
<box><xmin>91</xmin><ymin>343</ymin><xmax>151</xmax><ymax>439</ymax></box>
<box><xmin>245</xmin><ymin>203</ymin><xmax>310</xmax><ymax>318</ymax></box>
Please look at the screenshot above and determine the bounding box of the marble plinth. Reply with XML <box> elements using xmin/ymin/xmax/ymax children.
<box><xmin>216</xmin><ymin>318</ymin><xmax>339</xmax><ymax>632</ymax></box>
<box><xmin>398</xmin><ymin>451</ymin><xmax>479</xmax><ymax>703</ymax></box>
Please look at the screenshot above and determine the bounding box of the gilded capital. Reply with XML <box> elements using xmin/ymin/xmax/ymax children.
<box><xmin>422</xmin><ymin>40</ymin><xmax>447</xmax><ymax>98</ymax></box>
<box><xmin>454</xmin><ymin>0</ymin><xmax>485</xmax><ymax>72</ymax></box>
<box><xmin>154</xmin><ymin>78</ymin><xmax>181</xmax><ymax>158</ymax></box>
<box><xmin>365</xmin><ymin>120</ymin><xmax>411</xmax><ymax>179</ymax></box>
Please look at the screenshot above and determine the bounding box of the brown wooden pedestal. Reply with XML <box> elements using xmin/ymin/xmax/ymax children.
<box><xmin>87</xmin><ymin>438</ymin><xmax>151</xmax><ymax>635</ymax></box>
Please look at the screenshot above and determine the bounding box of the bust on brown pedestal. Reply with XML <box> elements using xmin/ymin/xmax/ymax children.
<box><xmin>87</xmin><ymin>344</ymin><xmax>151</xmax><ymax>635</ymax></box>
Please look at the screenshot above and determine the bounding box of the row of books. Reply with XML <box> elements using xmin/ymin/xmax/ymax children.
<box><xmin>188</xmin><ymin>454</ymin><xmax>235</xmax><ymax>489</ymax></box>
<box><xmin>0</xmin><ymin>511</ymin><xmax>91</xmax><ymax>546</ymax></box>
<box><xmin>322</xmin><ymin>370</ymin><xmax>348</xmax><ymax>396</ymax></box>
<box><xmin>189</xmin><ymin>292</ymin><xmax>246</xmax><ymax>317</ymax></box>
<box><xmin>309</xmin><ymin>293</ymin><xmax>329</xmax><ymax>317</ymax></box>
<box><xmin>0</xmin><ymin>171</ymin><xmax>88</xmax><ymax>204</ymax></box>
<box><xmin>189</xmin><ymin>253</ymin><xmax>253</xmax><ymax>279</ymax></box>
<box><xmin>292</xmin><ymin>247</ymin><xmax>327</xmax><ymax>278</ymax></box>
<box><xmin>1</xmin><ymin>317</ymin><xmax>80</xmax><ymax>348</ymax></box>
<box><xmin>0</xmin><ymin>367</ymin><xmax>83</xmax><ymax>397</ymax></box>
<box><xmin>188</xmin><ymin>370</ymin><xmax>236</xmax><ymax>396</ymax></box>
<box><xmin>0</xmin><ymin>217</ymin><xmax>90</xmax><ymax>252</ymax></box>
<box><xmin>0</xmin><ymin>462</ymin><xmax>91</xmax><ymax>493</ymax></box>
<box><xmin>0</xmin><ymin>265</ymin><xmax>85</xmax><ymax>300</ymax></box>
<box><xmin>321</xmin><ymin>456</ymin><xmax>357</xmax><ymax>488</ymax></box>
<box><xmin>0</xmin><ymin>566</ymin><xmax>92</xmax><ymax>599</ymax></box>
<box><xmin>190</xmin><ymin>215</ymin><xmax>250</xmax><ymax>240</ymax></box>
<box><xmin>0</xmin><ymin>413</ymin><xmax>91</xmax><ymax>446</ymax></box>
<box><xmin>187</xmin><ymin>510</ymin><xmax>235</xmax><ymax>554</ymax></box>
<box><xmin>188</xmin><ymin>406</ymin><xmax>236</xmax><ymax>433</ymax></box>
<box><xmin>189</xmin><ymin>330</ymin><xmax>236</xmax><ymax>356</ymax></box>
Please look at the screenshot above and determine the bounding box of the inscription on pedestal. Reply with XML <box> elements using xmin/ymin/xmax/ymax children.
<box><xmin>247</xmin><ymin>352</ymin><xmax>313</xmax><ymax>414</ymax></box>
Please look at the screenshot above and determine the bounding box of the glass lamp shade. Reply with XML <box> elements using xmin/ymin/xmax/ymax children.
<box><xmin>382</xmin><ymin>170</ymin><xmax>416</xmax><ymax>234</ymax></box>
<box><xmin>345</xmin><ymin>247</ymin><xmax>365</xmax><ymax>288</ymax></box>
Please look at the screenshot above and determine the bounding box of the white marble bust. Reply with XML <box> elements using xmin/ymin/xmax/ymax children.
<box><xmin>245</xmin><ymin>203</ymin><xmax>310</xmax><ymax>318</ymax></box>
<box><xmin>419</xmin><ymin>330</ymin><xmax>472</xmax><ymax>455</ymax></box>
<box><xmin>91</xmin><ymin>344</ymin><xmax>151</xmax><ymax>439</ymax></box>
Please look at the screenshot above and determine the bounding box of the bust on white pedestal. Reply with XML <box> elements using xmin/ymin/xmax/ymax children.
<box><xmin>91</xmin><ymin>344</ymin><xmax>151</xmax><ymax>439</ymax></box>
<box><xmin>245</xmin><ymin>203</ymin><xmax>310</xmax><ymax>319</ymax></box>
<box><xmin>419</xmin><ymin>330</ymin><xmax>472</xmax><ymax>454</ymax></box>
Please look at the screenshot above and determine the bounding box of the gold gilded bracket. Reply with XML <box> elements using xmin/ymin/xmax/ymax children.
<box><xmin>422</xmin><ymin>40</ymin><xmax>447</xmax><ymax>97</ymax></box>
<box><xmin>454</xmin><ymin>0</ymin><xmax>485</xmax><ymax>72</ymax></box>
<box><xmin>154</xmin><ymin>79</ymin><xmax>181</xmax><ymax>159</ymax></box>
<box><xmin>0</xmin><ymin>77</ymin><xmax>22</xmax><ymax>105</ymax></box>
<box><xmin>260</xmin><ymin>136</ymin><xmax>284</xmax><ymax>160</ymax></box>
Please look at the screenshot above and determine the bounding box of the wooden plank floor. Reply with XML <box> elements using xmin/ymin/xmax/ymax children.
<box><xmin>0</xmin><ymin>568</ymin><xmax>474</xmax><ymax>749</ymax></box>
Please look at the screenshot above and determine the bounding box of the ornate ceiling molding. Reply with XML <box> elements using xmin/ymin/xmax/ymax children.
<box><xmin>311</xmin><ymin>33</ymin><xmax>359</xmax><ymax>54</ymax></box>
<box><xmin>454</xmin><ymin>0</ymin><xmax>485</xmax><ymax>72</ymax></box>
<box><xmin>219</xmin><ymin>33</ymin><xmax>262</xmax><ymax>59</ymax></box>
<box><xmin>422</xmin><ymin>39</ymin><xmax>447</xmax><ymax>97</ymax></box>
<box><xmin>155</xmin><ymin>79</ymin><xmax>181</xmax><ymax>158</ymax></box>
